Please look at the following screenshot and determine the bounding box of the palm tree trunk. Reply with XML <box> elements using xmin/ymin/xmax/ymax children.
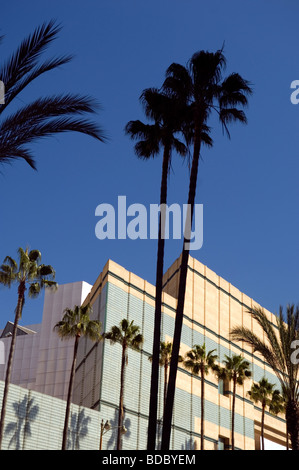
<box><xmin>0</xmin><ymin>281</ymin><xmax>25</xmax><ymax>450</ymax></box>
<box><xmin>61</xmin><ymin>333</ymin><xmax>80</xmax><ymax>450</ymax></box>
<box><xmin>200</xmin><ymin>366</ymin><xmax>205</xmax><ymax>450</ymax></box>
<box><xmin>286</xmin><ymin>399</ymin><xmax>299</xmax><ymax>450</ymax></box>
<box><xmin>261</xmin><ymin>404</ymin><xmax>265</xmax><ymax>450</ymax></box>
<box><xmin>118</xmin><ymin>343</ymin><xmax>126</xmax><ymax>450</ymax></box>
<box><xmin>147</xmin><ymin>143</ymin><xmax>171</xmax><ymax>450</ymax></box>
<box><xmin>161</xmin><ymin>126</ymin><xmax>202</xmax><ymax>450</ymax></box>
<box><xmin>232</xmin><ymin>378</ymin><xmax>236</xmax><ymax>450</ymax></box>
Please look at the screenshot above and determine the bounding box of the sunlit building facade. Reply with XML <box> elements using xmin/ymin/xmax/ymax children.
<box><xmin>72</xmin><ymin>256</ymin><xmax>287</xmax><ymax>450</ymax></box>
<box><xmin>0</xmin><ymin>255</ymin><xmax>288</xmax><ymax>450</ymax></box>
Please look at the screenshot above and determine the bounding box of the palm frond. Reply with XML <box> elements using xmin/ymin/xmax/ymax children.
<box><xmin>163</xmin><ymin>63</ymin><xmax>193</xmax><ymax>102</ymax></box>
<box><xmin>0</xmin><ymin>116</ymin><xmax>105</xmax><ymax>169</ymax></box>
<box><xmin>0</xmin><ymin>21</ymin><xmax>106</xmax><ymax>170</ymax></box>
<box><xmin>219</xmin><ymin>108</ymin><xmax>247</xmax><ymax>138</ymax></box>
<box><xmin>28</xmin><ymin>282</ymin><xmax>41</xmax><ymax>299</ymax></box>
<box><xmin>28</xmin><ymin>250</ymin><xmax>41</xmax><ymax>262</ymax></box>
<box><xmin>0</xmin><ymin>94</ymin><xmax>99</xmax><ymax>134</ymax></box>
<box><xmin>1</xmin><ymin>55</ymin><xmax>72</xmax><ymax>113</ymax></box>
<box><xmin>188</xmin><ymin>49</ymin><xmax>226</xmax><ymax>90</ymax></box>
<box><xmin>3</xmin><ymin>256</ymin><xmax>18</xmax><ymax>271</ymax></box>
<box><xmin>0</xmin><ymin>20</ymin><xmax>62</xmax><ymax>106</ymax></box>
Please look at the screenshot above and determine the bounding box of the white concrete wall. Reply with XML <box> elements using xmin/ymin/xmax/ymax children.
<box><xmin>0</xmin><ymin>281</ymin><xmax>92</xmax><ymax>401</ymax></box>
<box><xmin>34</xmin><ymin>281</ymin><xmax>92</xmax><ymax>400</ymax></box>
<box><xmin>0</xmin><ymin>324</ymin><xmax>41</xmax><ymax>388</ymax></box>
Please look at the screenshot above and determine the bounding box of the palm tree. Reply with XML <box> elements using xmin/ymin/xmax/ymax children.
<box><xmin>248</xmin><ymin>378</ymin><xmax>277</xmax><ymax>450</ymax></box>
<box><xmin>104</xmin><ymin>319</ymin><xmax>143</xmax><ymax>450</ymax></box>
<box><xmin>53</xmin><ymin>304</ymin><xmax>102</xmax><ymax>450</ymax></box>
<box><xmin>0</xmin><ymin>20</ymin><xmax>105</xmax><ymax>170</ymax></box>
<box><xmin>161</xmin><ymin>49</ymin><xmax>252</xmax><ymax>449</ymax></box>
<box><xmin>183</xmin><ymin>344</ymin><xmax>218</xmax><ymax>450</ymax></box>
<box><xmin>148</xmin><ymin>341</ymin><xmax>182</xmax><ymax>413</ymax></box>
<box><xmin>231</xmin><ymin>305</ymin><xmax>299</xmax><ymax>450</ymax></box>
<box><xmin>125</xmin><ymin>88</ymin><xmax>190</xmax><ymax>450</ymax></box>
<box><xmin>0</xmin><ymin>247</ymin><xmax>56</xmax><ymax>449</ymax></box>
<box><xmin>269</xmin><ymin>390</ymin><xmax>288</xmax><ymax>449</ymax></box>
<box><xmin>217</xmin><ymin>354</ymin><xmax>251</xmax><ymax>450</ymax></box>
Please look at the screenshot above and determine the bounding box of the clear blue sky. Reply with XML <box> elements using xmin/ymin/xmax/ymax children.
<box><xmin>0</xmin><ymin>0</ymin><xmax>299</xmax><ymax>329</ymax></box>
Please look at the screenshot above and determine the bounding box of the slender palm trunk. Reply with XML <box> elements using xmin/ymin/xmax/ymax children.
<box><xmin>200</xmin><ymin>366</ymin><xmax>205</xmax><ymax>450</ymax></box>
<box><xmin>62</xmin><ymin>333</ymin><xmax>80</xmax><ymax>450</ymax></box>
<box><xmin>161</xmin><ymin>125</ymin><xmax>202</xmax><ymax>450</ymax></box>
<box><xmin>286</xmin><ymin>399</ymin><xmax>299</xmax><ymax>450</ymax></box>
<box><xmin>147</xmin><ymin>143</ymin><xmax>171</xmax><ymax>450</ymax></box>
<box><xmin>118</xmin><ymin>343</ymin><xmax>127</xmax><ymax>450</ymax></box>
<box><xmin>232</xmin><ymin>378</ymin><xmax>236</xmax><ymax>450</ymax></box>
<box><xmin>261</xmin><ymin>403</ymin><xmax>265</xmax><ymax>450</ymax></box>
<box><xmin>0</xmin><ymin>281</ymin><xmax>25</xmax><ymax>450</ymax></box>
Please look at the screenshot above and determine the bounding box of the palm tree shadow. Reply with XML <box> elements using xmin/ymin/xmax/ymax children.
<box><xmin>5</xmin><ymin>393</ymin><xmax>39</xmax><ymax>450</ymax></box>
<box><xmin>106</xmin><ymin>408</ymin><xmax>131</xmax><ymax>450</ymax></box>
<box><xmin>67</xmin><ymin>408</ymin><xmax>91</xmax><ymax>450</ymax></box>
<box><xmin>155</xmin><ymin>419</ymin><xmax>163</xmax><ymax>450</ymax></box>
<box><xmin>181</xmin><ymin>437</ymin><xmax>197</xmax><ymax>450</ymax></box>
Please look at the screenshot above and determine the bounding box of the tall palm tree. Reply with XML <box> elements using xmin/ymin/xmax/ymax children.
<box><xmin>183</xmin><ymin>344</ymin><xmax>218</xmax><ymax>450</ymax></box>
<box><xmin>0</xmin><ymin>20</ymin><xmax>105</xmax><ymax>170</ymax></box>
<box><xmin>161</xmin><ymin>49</ymin><xmax>252</xmax><ymax>449</ymax></box>
<box><xmin>53</xmin><ymin>304</ymin><xmax>102</xmax><ymax>450</ymax></box>
<box><xmin>217</xmin><ymin>354</ymin><xmax>251</xmax><ymax>450</ymax></box>
<box><xmin>104</xmin><ymin>319</ymin><xmax>143</xmax><ymax>450</ymax></box>
<box><xmin>0</xmin><ymin>247</ymin><xmax>56</xmax><ymax>449</ymax></box>
<box><xmin>125</xmin><ymin>88</ymin><xmax>191</xmax><ymax>450</ymax></box>
<box><xmin>148</xmin><ymin>341</ymin><xmax>182</xmax><ymax>413</ymax></box>
<box><xmin>231</xmin><ymin>305</ymin><xmax>299</xmax><ymax>450</ymax></box>
<box><xmin>248</xmin><ymin>377</ymin><xmax>276</xmax><ymax>450</ymax></box>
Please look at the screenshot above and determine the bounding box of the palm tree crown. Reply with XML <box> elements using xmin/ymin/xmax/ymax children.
<box><xmin>248</xmin><ymin>377</ymin><xmax>275</xmax><ymax>407</ymax></box>
<box><xmin>0</xmin><ymin>247</ymin><xmax>56</xmax><ymax>296</ymax></box>
<box><xmin>184</xmin><ymin>344</ymin><xmax>218</xmax><ymax>376</ymax></box>
<box><xmin>54</xmin><ymin>304</ymin><xmax>102</xmax><ymax>342</ymax></box>
<box><xmin>104</xmin><ymin>318</ymin><xmax>143</xmax><ymax>352</ymax></box>
<box><xmin>0</xmin><ymin>20</ymin><xmax>106</xmax><ymax>170</ymax></box>
<box><xmin>219</xmin><ymin>354</ymin><xmax>251</xmax><ymax>385</ymax></box>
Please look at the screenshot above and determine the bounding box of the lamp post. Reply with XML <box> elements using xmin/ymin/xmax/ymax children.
<box><xmin>99</xmin><ymin>419</ymin><xmax>127</xmax><ymax>450</ymax></box>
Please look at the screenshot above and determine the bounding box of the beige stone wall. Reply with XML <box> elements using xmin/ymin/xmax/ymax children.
<box><xmin>163</xmin><ymin>254</ymin><xmax>286</xmax><ymax>449</ymax></box>
<box><xmin>76</xmin><ymin>255</ymin><xmax>286</xmax><ymax>450</ymax></box>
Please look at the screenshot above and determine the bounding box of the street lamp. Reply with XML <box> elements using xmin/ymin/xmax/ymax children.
<box><xmin>99</xmin><ymin>419</ymin><xmax>127</xmax><ymax>450</ymax></box>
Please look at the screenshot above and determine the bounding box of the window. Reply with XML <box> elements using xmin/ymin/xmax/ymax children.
<box><xmin>218</xmin><ymin>436</ymin><xmax>229</xmax><ymax>450</ymax></box>
<box><xmin>218</xmin><ymin>378</ymin><xmax>229</xmax><ymax>396</ymax></box>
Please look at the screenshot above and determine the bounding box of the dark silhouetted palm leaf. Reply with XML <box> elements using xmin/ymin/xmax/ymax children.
<box><xmin>0</xmin><ymin>20</ymin><xmax>105</xmax><ymax>170</ymax></box>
